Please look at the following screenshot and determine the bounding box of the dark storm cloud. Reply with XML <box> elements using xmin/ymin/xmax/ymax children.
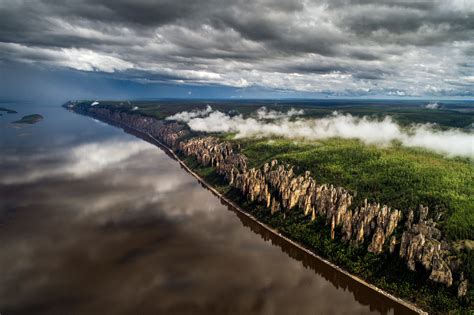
<box><xmin>285</xmin><ymin>63</ymin><xmax>349</xmax><ymax>74</ymax></box>
<box><xmin>0</xmin><ymin>0</ymin><xmax>472</xmax><ymax>96</ymax></box>
<box><xmin>352</xmin><ymin>69</ymin><xmax>388</xmax><ymax>81</ymax></box>
<box><xmin>348</xmin><ymin>51</ymin><xmax>382</xmax><ymax>61</ymax></box>
<box><xmin>337</xmin><ymin>5</ymin><xmax>474</xmax><ymax>46</ymax></box>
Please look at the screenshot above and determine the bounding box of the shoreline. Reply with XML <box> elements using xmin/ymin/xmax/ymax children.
<box><xmin>72</xmin><ymin>108</ymin><xmax>428</xmax><ymax>314</ymax></box>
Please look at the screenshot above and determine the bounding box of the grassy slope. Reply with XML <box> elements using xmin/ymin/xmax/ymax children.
<box><xmin>237</xmin><ymin>137</ymin><xmax>473</xmax><ymax>240</ymax></box>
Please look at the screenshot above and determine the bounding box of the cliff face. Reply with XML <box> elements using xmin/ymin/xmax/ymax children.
<box><xmin>81</xmin><ymin>105</ymin><xmax>464</xmax><ymax>294</ymax></box>
<box><xmin>85</xmin><ymin>107</ymin><xmax>189</xmax><ymax>148</ymax></box>
<box><xmin>400</xmin><ymin>207</ymin><xmax>454</xmax><ymax>287</ymax></box>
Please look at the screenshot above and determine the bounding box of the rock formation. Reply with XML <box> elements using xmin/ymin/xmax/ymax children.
<box><xmin>179</xmin><ymin>139</ymin><xmax>406</xmax><ymax>259</ymax></box>
<box><xmin>399</xmin><ymin>206</ymin><xmax>452</xmax><ymax>287</ymax></box>
<box><xmin>458</xmin><ymin>273</ymin><xmax>469</xmax><ymax>298</ymax></box>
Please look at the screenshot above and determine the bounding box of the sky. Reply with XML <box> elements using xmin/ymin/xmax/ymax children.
<box><xmin>0</xmin><ymin>0</ymin><xmax>473</xmax><ymax>101</ymax></box>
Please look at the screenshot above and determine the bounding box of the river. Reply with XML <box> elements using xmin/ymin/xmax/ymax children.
<box><xmin>0</xmin><ymin>102</ymin><xmax>416</xmax><ymax>314</ymax></box>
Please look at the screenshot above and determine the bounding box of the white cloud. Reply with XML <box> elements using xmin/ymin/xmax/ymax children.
<box><xmin>256</xmin><ymin>107</ymin><xmax>304</xmax><ymax>119</ymax></box>
<box><xmin>166</xmin><ymin>105</ymin><xmax>213</xmax><ymax>121</ymax></box>
<box><xmin>0</xmin><ymin>42</ymin><xmax>133</xmax><ymax>73</ymax></box>
<box><xmin>425</xmin><ymin>102</ymin><xmax>440</xmax><ymax>109</ymax></box>
<box><xmin>403</xmin><ymin>125</ymin><xmax>473</xmax><ymax>158</ymax></box>
<box><xmin>56</xmin><ymin>48</ymin><xmax>134</xmax><ymax>73</ymax></box>
<box><xmin>173</xmin><ymin>109</ymin><xmax>474</xmax><ymax>158</ymax></box>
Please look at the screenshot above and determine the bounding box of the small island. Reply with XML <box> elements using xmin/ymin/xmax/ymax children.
<box><xmin>12</xmin><ymin>114</ymin><xmax>44</xmax><ymax>124</ymax></box>
<box><xmin>0</xmin><ymin>107</ymin><xmax>18</xmax><ymax>114</ymax></box>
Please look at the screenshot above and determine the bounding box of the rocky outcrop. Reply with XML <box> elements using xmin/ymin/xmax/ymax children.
<box><xmin>389</xmin><ymin>236</ymin><xmax>397</xmax><ymax>254</ymax></box>
<box><xmin>429</xmin><ymin>254</ymin><xmax>453</xmax><ymax>287</ymax></box>
<box><xmin>179</xmin><ymin>140</ymin><xmax>402</xmax><ymax>255</ymax></box>
<box><xmin>85</xmin><ymin>107</ymin><xmax>190</xmax><ymax>149</ymax></box>
<box><xmin>458</xmin><ymin>273</ymin><xmax>469</xmax><ymax>298</ymax></box>
<box><xmin>399</xmin><ymin>206</ymin><xmax>453</xmax><ymax>287</ymax></box>
<box><xmin>355</xmin><ymin>202</ymin><xmax>401</xmax><ymax>254</ymax></box>
<box><xmin>75</xmin><ymin>103</ymin><xmax>466</xmax><ymax>294</ymax></box>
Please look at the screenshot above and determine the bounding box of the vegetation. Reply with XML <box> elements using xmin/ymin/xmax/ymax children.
<box><xmin>12</xmin><ymin>114</ymin><xmax>44</xmax><ymax>124</ymax></box>
<box><xmin>237</xmin><ymin>137</ymin><xmax>474</xmax><ymax>240</ymax></box>
<box><xmin>187</xmin><ymin>158</ymin><xmax>472</xmax><ymax>315</ymax></box>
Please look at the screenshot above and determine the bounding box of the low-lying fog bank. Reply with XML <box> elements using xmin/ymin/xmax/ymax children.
<box><xmin>167</xmin><ymin>106</ymin><xmax>474</xmax><ymax>158</ymax></box>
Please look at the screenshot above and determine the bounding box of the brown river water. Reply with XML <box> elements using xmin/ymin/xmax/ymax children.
<box><xmin>0</xmin><ymin>103</ymin><xmax>416</xmax><ymax>314</ymax></box>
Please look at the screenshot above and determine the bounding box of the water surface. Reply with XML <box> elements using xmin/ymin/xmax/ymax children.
<box><xmin>0</xmin><ymin>103</ymin><xmax>415</xmax><ymax>314</ymax></box>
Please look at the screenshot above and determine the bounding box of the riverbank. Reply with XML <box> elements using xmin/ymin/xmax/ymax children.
<box><xmin>70</xmin><ymin>107</ymin><xmax>427</xmax><ymax>314</ymax></box>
